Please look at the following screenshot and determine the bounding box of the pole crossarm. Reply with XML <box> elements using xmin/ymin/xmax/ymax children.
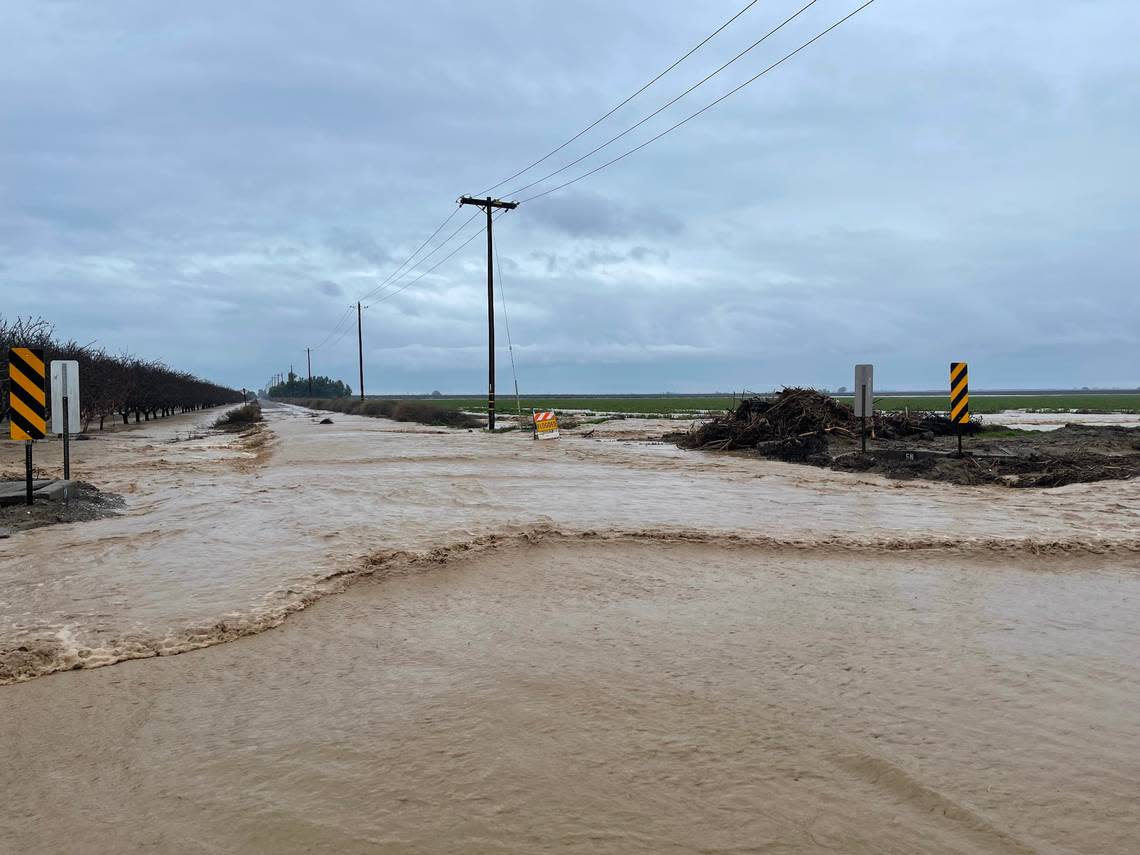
<box><xmin>459</xmin><ymin>196</ymin><xmax>519</xmax><ymax>211</ymax></box>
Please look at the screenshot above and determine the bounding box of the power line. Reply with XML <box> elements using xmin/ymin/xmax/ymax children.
<box><xmin>373</xmin><ymin>210</ymin><xmax>510</xmax><ymax>306</ymax></box>
<box><xmin>478</xmin><ymin>0</ymin><xmax>763</xmax><ymax>196</ymax></box>
<box><xmin>494</xmin><ymin>234</ymin><xmax>523</xmax><ymax>416</ymax></box>
<box><xmin>312</xmin><ymin>305</ymin><xmax>355</xmax><ymax>351</ymax></box>
<box><xmin>324</xmin><ymin>310</ymin><xmax>360</xmax><ymax>350</ymax></box>
<box><xmin>306</xmin><ymin>212</ymin><xmax>482</xmax><ymax>357</ymax></box>
<box><xmin>357</xmin><ymin>205</ymin><xmax>462</xmax><ymax>303</ymax></box>
<box><xmin>361</xmin><ymin>210</ymin><xmax>482</xmax><ymax>303</ymax></box>
<box><xmin>520</xmin><ymin>0</ymin><xmax>878</xmax><ymax>204</ymax></box>
<box><xmin>505</xmin><ymin>0</ymin><xmax>821</xmax><ymax>199</ymax></box>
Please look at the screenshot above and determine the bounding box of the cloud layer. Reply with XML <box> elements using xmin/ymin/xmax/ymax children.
<box><xmin>2</xmin><ymin>1</ymin><xmax>1137</xmax><ymax>392</ymax></box>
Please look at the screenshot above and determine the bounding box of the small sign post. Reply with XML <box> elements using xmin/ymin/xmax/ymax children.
<box><xmin>51</xmin><ymin>360</ymin><xmax>80</xmax><ymax>480</ymax></box>
<box><xmin>8</xmin><ymin>347</ymin><xmax>48</xmax><ymax>505</ymax></box>
<box><xmin>950</xmin><ymin>361</ymin><xmax>970</xmax><ymax>457</ymax></box>
<box><xmin>854</xmin><ymin>364</ymin><xmax>873</xmax><ymax>453</ymax></box>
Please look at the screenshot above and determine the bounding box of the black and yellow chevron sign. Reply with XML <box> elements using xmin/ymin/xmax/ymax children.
<box><xmin>8</xmin><ymin>347</ymin><xmax>47</xmax><ymax>440</ymax></box>
<box><xmin>949</xmin><ymin>361</ymin><xmax>970</xmax><ymax>424</ymax></box>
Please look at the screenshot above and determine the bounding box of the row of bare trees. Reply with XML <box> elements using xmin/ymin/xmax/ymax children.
<box><xmin>2</xmin><ymin>316</ymin><xmax>244</xmax><ymax>431</ymax></box>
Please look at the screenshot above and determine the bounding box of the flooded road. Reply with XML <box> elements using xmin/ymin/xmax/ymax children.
<box><xmin>2</xmin><ymin>403</ymin><xmax>1139</xmax><ymax>852</ymax></box>
<box><xmin>2</xmin><ymin>402</ymin><xmax>1138</xmax><ymax>682</ymax></box>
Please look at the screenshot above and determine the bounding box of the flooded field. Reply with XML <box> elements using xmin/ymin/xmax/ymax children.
<box><xmin>2</xmin><ymin>403</ymin><xmax>1138</xmax><ymax>852</ymax></box>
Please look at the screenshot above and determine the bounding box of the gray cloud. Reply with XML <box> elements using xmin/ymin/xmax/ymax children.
<box><xmin>1</xmin><ymin>0</ymin><xmax>1137</xmax><ymax>392</ymax></box>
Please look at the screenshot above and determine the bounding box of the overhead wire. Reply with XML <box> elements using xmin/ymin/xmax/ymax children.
<box><xmin>326</xmin><ymin>304</ymin><xmax>364</xmax><ymax>351</ymax></box>
<box><xmin>477</xmin><ymin>0</ymin><xmax>763</xmax><ymax>196</ymax></box>
<box><xmin>361</xmin><ymin>210</ymin><xmax>482</xmax><ymax>303</ymax></box>
<box><xmin>519</xmin><ymin>0</ymin><xmax>878</xmax><ymax>204</ymax></box>
<box><xmin>303</xmin><ymin>208</ymin><xmax>486</xmax><ymax>360</ymax></box>
<box><xmin>298</xmin><ymin>0</ymin><xmax>876</xmax><ymax>369</ymax></box>
<box><xmin>312</xmin><ymin>305</ymin><xmax>355</xmax><ymax>351</ymax></box>
<box><xmin>358</xmin><ymin>204</ymin><xmax>464</xmax><ymax>302</ymax></box>
<box><xmin>373</xmin><ymin>210</ymin><xmax>511</xmax><ymax>306</ymax></box>
<box><xmin>494</xmin><ymin>234</ymin><xmax>523</xmax><ymax>415</ymax></box>
<box><xmin>503</xmin><ymin>0</ymin><xmax>821</xmax><ymax>199</ymax></box>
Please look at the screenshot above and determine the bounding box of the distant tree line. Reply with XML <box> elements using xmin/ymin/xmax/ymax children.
<box><xmin>1</xmin><ymin>316</ymin><xmax>245</xmax><ymax>431</ymax></box>
<box><xmin>268</xmin><ymin>372</ymin><xmax>351</xmax><ymax>398</ymax></box>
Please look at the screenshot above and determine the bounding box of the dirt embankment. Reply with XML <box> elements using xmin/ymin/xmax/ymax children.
<box><xmin>0</xmin><ymin>481</ymin><xmax>124</xmax><ymax>535</ymax></box>
<box><xmin>670</xmin><ymin>389</ymin><xmax>1140</xmax><ymax>488</ymax></box>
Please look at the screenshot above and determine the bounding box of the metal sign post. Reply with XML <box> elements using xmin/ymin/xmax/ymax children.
<box><xmin>9</xmin><ymin>347</ymin><xmax>48</xmax><ymax>505</ymax></box>
<box><xmin>51</xmin><ymin>360</ymin><xmax>80</xmax><ymax>481</ymax></box>
<box><xmin>25</xmin><ymin>442</ymin><xmax>33</xmax><ymax>505</ymax></box>
<box><xmin>949</xmin><ymin>361</ymin><xmax>970</xmax><ymax>458</ymax></box>
<box><xmin>854</xmin><ymin>364</ymin><xmax>873</xmax><ymax>453</ymax></box>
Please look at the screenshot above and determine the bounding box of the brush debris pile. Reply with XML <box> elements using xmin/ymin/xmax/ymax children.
<box><xmin>676</xmin><ymin>388</ymin><xmax>975</xmax><ymax>460</ymax></box>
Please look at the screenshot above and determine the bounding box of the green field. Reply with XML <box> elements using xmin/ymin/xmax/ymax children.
<box><xmin>415</xmin><ymin>393</ymin><xmax>1140</xmax><ymax>417</ymax></box>
<box><xmin>422</xmin><ymin>396</ymin><xmax>736</xmax><ymax>416</ymax></box>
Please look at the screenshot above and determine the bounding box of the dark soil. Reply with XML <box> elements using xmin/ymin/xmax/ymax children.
<box><xmin>670</xmin><ymin>389</ymin><xmax>1140</xmax><ymax>488</ymax></box>
<box><xmin>0</xmin><ymin>482</ymin><xmax>124</xmax><ymax>535</ymax></box>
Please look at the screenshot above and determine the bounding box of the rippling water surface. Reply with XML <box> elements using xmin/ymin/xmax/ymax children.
<box><xmin>1</xmin><ymin>404</ymin><xmax>1138</xmax><ymax>852</ymax></box>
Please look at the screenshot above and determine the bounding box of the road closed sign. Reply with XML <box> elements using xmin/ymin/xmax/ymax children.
<box><xmin>532</xmin><ymin>410</ymin><xmax>560</xmax><ymax>440</ymax></box>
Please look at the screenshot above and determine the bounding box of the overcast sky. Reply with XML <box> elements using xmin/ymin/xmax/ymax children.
<box><xmin>2</xmin><ymin>1</ymin><xmax>1137</xmax><ymax>393</ymax></box>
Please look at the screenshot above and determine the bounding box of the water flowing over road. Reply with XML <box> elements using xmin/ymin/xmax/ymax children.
<box><xmin>1</xmin><ymin>403</ymin><xmax>1138</xmax><ymax>852</ymax></box>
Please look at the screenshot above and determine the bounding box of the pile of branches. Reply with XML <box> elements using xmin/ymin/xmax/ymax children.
<box><xmin>2</xmin><ymin>316</ymin><xmax>244</xmax><ymax>431</ymax></box>
<box><xmin>677</xmin><ymin>388</ymin><xmax>979</xmax><ymax>458</ymax></box>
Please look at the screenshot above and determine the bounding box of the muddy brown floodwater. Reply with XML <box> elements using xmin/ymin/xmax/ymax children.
<box><xmin>1</xmin><ymin>402</ymin><xmax>1138</xmax><ymax>852</ymax></box>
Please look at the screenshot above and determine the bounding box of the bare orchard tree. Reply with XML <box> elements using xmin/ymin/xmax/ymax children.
<box><xmin>0</xmin><ymin>315</ymin><xmax>244</xmax><ymax>431</ymax></box>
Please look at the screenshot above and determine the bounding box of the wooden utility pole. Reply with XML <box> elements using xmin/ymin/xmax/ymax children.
<box><xmin>458</xmin><ymin>195</ymin><xmax>518</xmax><ymax>431</ymax></box>
<box><xmin>306</xmin><ymin>348</ymin><xmax>313</xmax><ymax>397</ymax></box>
<box><xmin>357</xmin><ymin>301</ymin><xmax>365</xmax><ymax>401</ymax></box>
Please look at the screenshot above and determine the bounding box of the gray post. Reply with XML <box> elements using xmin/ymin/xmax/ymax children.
<box><xmin>62</xmin><ymin>394</ymin><xmax>70</xmax><ymax>480</ymax></box>
<box><xmin>25</xmin><ymin>441</ymin><xmax>33</xmax><ymax>506</ymax></box>
<box><xmin>860</xmin><ymin>383</ymin><xmax>867</xmax><ymax>453</ymax></box>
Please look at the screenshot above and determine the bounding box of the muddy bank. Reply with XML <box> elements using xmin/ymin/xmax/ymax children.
<box><xmin>672</xmin><ymin>391</ymin><xmax>1140</xmax><ymax>487</ymax></box>
<box><xmin>829</xmin><ymin>424</ymin><xmax>1140</xmax><ymax>487</ymax></box>
<box><xmin>0</xmin><ymin>481</ymin><xmax>124</xmax><ymax>535</ymax></box>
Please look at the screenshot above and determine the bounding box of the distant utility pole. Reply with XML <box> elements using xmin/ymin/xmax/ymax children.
<box><xmin>307</xmin><ymin>347</ymin><xmax>313</xmax><ymax>397</ymax></box>
<box><xmin>458</xmin><ymin>195</ymin><xmax>518</xmax><ymax>431</ymax></box>
<box><xmin>357</xmin><ymin>301</ymin><xmax>365</xmax><ymax>401</ymax></box>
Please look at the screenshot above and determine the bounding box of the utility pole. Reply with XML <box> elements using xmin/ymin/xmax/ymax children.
<box><xmin>307</xmin><ymin>347</ymin><xmax>313</xmax><ymax>397</ymax></box>
<box><xmin>357</xmin><ymin>301</ymin><xmax>365</xmax><ymax>402</ymax></box>
<box><xmin>458</xmin><ymin>195</ymin><xmax>518</xmax><ymax>431</ymax></box>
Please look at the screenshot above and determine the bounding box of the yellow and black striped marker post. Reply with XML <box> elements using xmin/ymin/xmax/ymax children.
<box><xmin>8</xmin><ymin>347</ymin><xmax>47</xmax><ymax>440</ymax></box>
<box><xmin>8</xmin><ymin>347</ymin><xmax>47</xmax><ymax>506</ymax></box>
<box><xmin>949</xmin><ymin>361</ymin><xmax>969</xmax><ymax>457</ymax></box>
